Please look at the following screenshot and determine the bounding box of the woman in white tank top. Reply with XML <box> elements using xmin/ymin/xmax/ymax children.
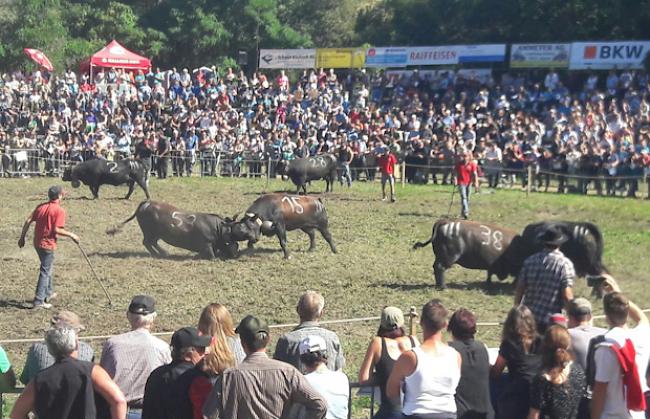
<box><xmin>386</xmin><ymin>300</ymin><xmax>461</xmax><ymax>419</ymax></box>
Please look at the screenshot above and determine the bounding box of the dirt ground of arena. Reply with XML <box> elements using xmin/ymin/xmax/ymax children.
<box><xmin>1</xmin><ymin>176</ymin><xmax>649</xmax><ymax>416</ymax></box>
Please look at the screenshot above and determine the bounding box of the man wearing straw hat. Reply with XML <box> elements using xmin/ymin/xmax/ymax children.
<box><xmin>18</xmin><ymin>185</ymin><xmax>79</xmax><ymax>309</ymax></box>
<box><xmin>514</xmin><ymin>226</ymin><xmax>575</xmax><ymax>333</ymax></box>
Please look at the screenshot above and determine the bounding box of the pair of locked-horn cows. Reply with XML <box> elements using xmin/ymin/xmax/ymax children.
<box><xmin>61</xmin><ymin>155</ymin><xmax>338</xmax><ymax>260</ymax></box>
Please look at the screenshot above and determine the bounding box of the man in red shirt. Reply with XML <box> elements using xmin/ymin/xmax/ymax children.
<box><xmin>376</xmin><ymin>144</ymin><xmax>397</xmax><ymax>202</ymax></box>
<box><xmin>455</xmin><ymin>150</ymin><xmax>479</xmax><ymax>219</ymax></box>
<box><xmin>18</xmin><ymin>186</ymin><xmax>79</xmax><ymax>309</ymax></box>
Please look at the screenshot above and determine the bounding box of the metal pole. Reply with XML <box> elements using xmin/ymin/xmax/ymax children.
<box><xmin>401</xmin><ymin>161</ymin><xmax>406</xmax><ymax>188</ymax></box>
<box><xmin>408</xmin><ymin>306</ymin><xmax>418</xmax><ymax>337</ymax></box>
<box><xmin>446</xmin><ymin>184</ymin><xmax>457</xmax><ymax>218</ymax></box>
<box><xmin>526</xmin><ymin>165</ymin><xmax>532</xmax><ymax>197</ymax></box>
<box><xmin>265</xmin><ymin>157</ymin><xmax>271</xmax><ymax>192</ymax></box>
<box><xmin>76</xmin><ymin>243</ymin><xmax>113</xmax><ymax>306</ymax></box>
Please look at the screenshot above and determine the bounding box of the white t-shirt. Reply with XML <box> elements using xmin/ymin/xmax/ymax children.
<box><xmin>304</xmin><ymin>369</ymin><xmax>349</xmax><ymax>419</ymax></box>
<box><xmin>594</xmin><ymin>326</ymin><xmax>650</xmax><ymax>419</ymax></box>
<box><xmin>403</xmin><ymin>346</ymin><xmax>460</xmax><ymax>415</ymax></box>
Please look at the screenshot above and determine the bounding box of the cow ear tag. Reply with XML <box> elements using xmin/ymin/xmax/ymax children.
<box><xmin>255</xmin><ymin>218</ymin><xmax>263</xmax><ymax>226</ymax></box>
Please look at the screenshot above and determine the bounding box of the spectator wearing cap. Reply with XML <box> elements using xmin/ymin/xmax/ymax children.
<box><xmin>10</xmin><ymin>325</ymin><xmax>126</xmax><ymax>419</ymax></box>
<box><xmin>202</xmin><ymin>315</ymin><xmax>327</xmax><ymax>419</ymax></box>
<box><xmin>358</xmin><ymin>307</ymin><xmax>417</xmax><ymax>419</ymax></box>
<box><xmin>20</xmin><ymin>310</ymin><xmax>95</xmax><ymax>384</ymax></box>
<box><xmin>567</xmin><ymin>298</ymin><xmax>606</xmax><ymax>371</ymax></box>
<box><xmin>290</xmin><ymin>335</ymin><xmax>349</xmax><ymax>419</ymax></box>
<box><xmin>17</xmin><ymin>185</ymin><xmax>79</xmax><ymax>309</ymax></box>
<box><xmin>274</xmin><ymin>291</ymin><xmax>344</xmax><ymax>374</ymax></box>
<box><xmin>514</xmin><ymin>226</ymin><xmax>575</xmax><ymax>332</ymax></box>
<box><xmin>142</xmin><ymin>327</ymin><xmax>210</xmax><ymax>419</ymax></box>
<box><xmin>100</xmin><ymin>295</ymin><xmax>171</xmax><ymax>419</ymax></box>
<box><xmin>448</xmin><ymin>308</ymin><xmax>493</xmax><ymax>419</ymax></box>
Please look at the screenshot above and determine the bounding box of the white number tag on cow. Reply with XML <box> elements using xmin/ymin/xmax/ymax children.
<box><xmin>309</xmin><ymin>157</ymin><xmax>327</xmax><ymax>168</ymax></box>
<box><xmin>281</xmin><ymin>196</ymin><xmax>304</xmax><ymax>214</ymax></box>
<box><xmin>171</xmin><ymin>211</ymin><xmax>196</xmax><ymax>227</ymax></box>
<box><xmin>107</xmin><ymin>162</ymin><xmax>119</xmax><ymax>173</ymax></box>
<box><xmin>479</xmin><ymin>225</ymin><xmax>504</xmax><ymax>251</ymax></box>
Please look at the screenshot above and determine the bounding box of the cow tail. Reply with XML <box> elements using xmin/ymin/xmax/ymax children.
<box><xmin>413</xmin><ymin>222</ymin><xmax>439</xmax><ymax>250</ymax></box>
<box><xmin>106</xmin><ymin>201</ymin><xmax>146</xmax><ymax>235</ymax></box>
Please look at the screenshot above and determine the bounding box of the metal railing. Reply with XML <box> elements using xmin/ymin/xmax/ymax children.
<box><xmin>2</xmin><ymin>149</ymin><xmax>648</xmax><ymax>199</ymax></box>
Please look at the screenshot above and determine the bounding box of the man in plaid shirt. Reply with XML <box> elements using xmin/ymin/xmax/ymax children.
<box><xmin>514</xmin><ymin>226</ymin><xmax>575</xmax><ymax>332</ymax></box>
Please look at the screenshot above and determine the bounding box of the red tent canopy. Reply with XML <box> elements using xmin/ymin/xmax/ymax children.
<box><xmin>80</xmin><ymin>40</ymin><xmax>151</xmax><ymax>75</ymax></box>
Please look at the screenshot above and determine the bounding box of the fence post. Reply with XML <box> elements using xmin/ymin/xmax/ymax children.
<box><xmin>526</xmin><ymin>165</ymin><xmax>533</xmax><ymax>197</ymax></box>
<box><xmin>265</xmin><ymin>158</ymin><xmax>271</xmax><ymax>193</ymax></box>
<box><xmin>401</xmin><ymin>162</ymin><xmax>406</xmax><ymax>188</ymax></box>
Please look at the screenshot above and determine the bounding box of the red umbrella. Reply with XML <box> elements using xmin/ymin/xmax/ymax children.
<box><xmin>23</xmin><ymin>48</ymin><xmax>54</xmax><ymax>72</ymax></box>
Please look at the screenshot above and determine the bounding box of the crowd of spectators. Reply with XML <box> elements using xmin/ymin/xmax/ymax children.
<box><xmin>3</xmin><ymin>273</ymin><xmax>650</xmax><ymax>419</ymax></box>
<box><xmin>0</xmin><ymin>65</ymin><xmax>649</xmax><ymax>197</ymax></box>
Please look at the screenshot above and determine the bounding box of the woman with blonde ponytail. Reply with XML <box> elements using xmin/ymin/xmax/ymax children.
<box><xmin>527</xmin><ymin>325</ymin><xmax>586</xmax><ymax>419</ymax></box>
<box><xmin>188</xmin><ymin>303</ymin><xmax>245</xmax><ymax>419</ymax></box>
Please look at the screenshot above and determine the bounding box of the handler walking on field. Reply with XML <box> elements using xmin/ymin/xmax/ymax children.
<box><xmin>455</xmin><ymin>150</ymin><xmax>479</xmax><ymax>219</ymax></box>
<box><xmin>18</xmin><ymin>186</ymin><xmax>79</xmax><ymax>309</ymax></box>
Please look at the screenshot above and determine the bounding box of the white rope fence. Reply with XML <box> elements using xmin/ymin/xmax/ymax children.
<box><xmin>2</xmin><ymin>310</ymin><xmax>649</xmax><ymax>345</ymax></box>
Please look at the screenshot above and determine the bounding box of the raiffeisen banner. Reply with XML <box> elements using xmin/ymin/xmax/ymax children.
<box><xmin>405</xmin><ymin>44</ymin><xmax>506</xmax><ymax>66</ymax></box>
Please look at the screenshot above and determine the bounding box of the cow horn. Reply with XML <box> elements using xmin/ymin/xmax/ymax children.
<box><xmin>255</xmin><ymin>218</ymin><xmax>263</xmax><ymax>226</ymax></box>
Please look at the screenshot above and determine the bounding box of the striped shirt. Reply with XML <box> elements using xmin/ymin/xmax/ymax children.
<box><xmin>518</xmin><ymin>249</ymin><xmax>575</xmax><ymax>328</ymax></box>
<box><xmin>100</xmin><ymin>328</ymin><xmax>171</xmax><ymax>404</ymax></box>
<box><xmin>202</xmin><ymin>352</ymin><xmax>327</xmax><ymax>419</ymax></box>
<box><xmin>21</xmin><ymin>341</ymin><xmax>95</xmax><ymax>384</ymax></box>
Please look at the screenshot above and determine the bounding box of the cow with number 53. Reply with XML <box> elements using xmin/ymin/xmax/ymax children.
<box><xmin>276</xmin><ymin>154</ymin><xmax>338</xmax><ymax>194</ymax></box>
<box><xmin>413</xmin><ymin>219</ymin><xmax>522</xmax><ymax>289</ymax></box>
<box><xmin>242</xmin><ymin>193</ymin><xmax>337</xmax><ymax>259</ymax></box>
<box><xmin>62</xmin><ymin>158</ymin><xmax>150</xmax><ymax>200</ymax></box>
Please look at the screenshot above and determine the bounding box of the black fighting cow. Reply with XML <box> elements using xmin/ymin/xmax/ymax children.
<box><xmin>62</xmin><ymin>159</ymin><xmax>150</xmax><ymax>199</ymax></box>
<box><xmin>242</xmin><ymin>193</ymin><xmax>337</xmax><ymax>259</ymax></box>
<box><xmin>413</xmin><ymin>219</ymin><xmax>522</xmax><ymax>289</ymax></box>
<box><xmin>518</xmin><ymin>221</ymin><xmax>606</xmax><ymax>277</ymax></box>
<box><xmin>106</xmin><ymin>200</ymin><xmax>261</xmax><ymax>259</ymax></box>
<box><xmin>277</xmin><ymin>154</ymin><xmax>338</xmax><ymax>194</ymax></box>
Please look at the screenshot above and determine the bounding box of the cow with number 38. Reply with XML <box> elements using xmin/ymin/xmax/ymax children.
<box><xmin>241</xmin><ymin>193</ymin><xmax>337</xmax><ymax>259</ymax></box>
<box><xmin>413</xmin><ymin>219</ymin><xmax>522</xmax><ymax>289</ymax></box>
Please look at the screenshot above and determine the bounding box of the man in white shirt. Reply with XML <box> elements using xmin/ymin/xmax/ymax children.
<box><xmin>295</xmin><ymin>335</ymin><xmax>349</xmax><ymax>419</ymax></box>
<box><xmin>591</xmin><ymin>277</ymin><xmax>650</xmax><ymax>419</ymax></box>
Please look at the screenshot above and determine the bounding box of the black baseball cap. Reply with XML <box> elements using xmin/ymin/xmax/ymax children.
<box><xmin>235</xmin><ymin>315</ymin><xmax>269</xmax><ymax>340</ymax></box>
<box><xmin>48</xmin><ymin>185</ymin><xmax>63</xmax><ymax>200</ymax></box>
<box><xmin>171</xmin><ymin>327</ymin><xmax>211</xmax><ymax>349</ymax></box>
<box><xmin>128</xmin><ymin>295</ymin><xmax>156</xmax><ymax>315</ymax></box>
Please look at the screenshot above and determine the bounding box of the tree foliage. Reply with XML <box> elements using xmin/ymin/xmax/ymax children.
<box><xmin>0</xmin><ymin>0</ymin><xmax>649</xmax><ymax>72</ymax></box>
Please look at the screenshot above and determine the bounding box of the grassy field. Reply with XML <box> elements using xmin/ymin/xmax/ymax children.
<box><xmin>1</xmin><ymin>175</ymin><xmax>649</xmax><ymax>416</ymax></box>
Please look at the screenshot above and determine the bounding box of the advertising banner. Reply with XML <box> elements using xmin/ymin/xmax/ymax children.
<box><xmin>406</xmin><ymin>46</ymin><xmax>459</xmax><ymax>66</ymax></box>
<box><xmin>315</xmin><ymin>48</ymin><xmax>366</xmax><ymax>68</ymax></box>
<box><xmin>510</xmin><ymin>44</ymin><xmax>571</xmax><ymax>68</ymax></box>
<box><xmin>457</xmin><ymin>44</ymin><xmax>506</xmax><ymax>63</ymax></box>
<box><xmin>365</xmin><ymin>47</ymin><xmax>408</xmax><ymax>67</ymax></box>
<box><xmin>569</xmin><ymin>41</ymin><xmax>650</xmax><ymax>69</ymax></box>
<box><xmin>258</xmin><ymin>49</ymin><xmax>315</xmax><ymax>69</ymax></box>
<box><xmin>405</xmin><ymin>44</ymin><xmax>505</xmax><ymax>66</ymax></box>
